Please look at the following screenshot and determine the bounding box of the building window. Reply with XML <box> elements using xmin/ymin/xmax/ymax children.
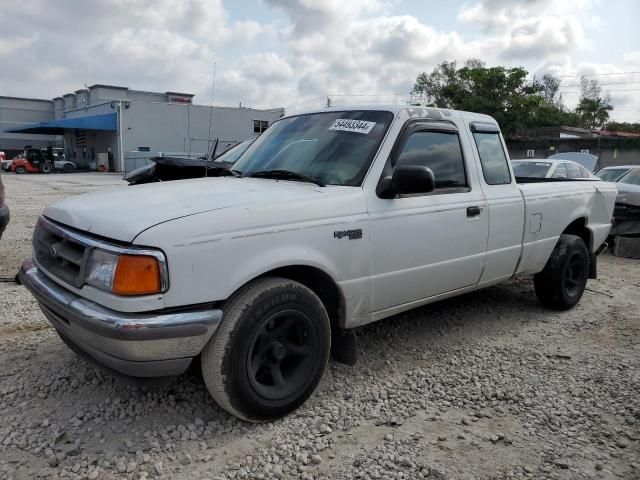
<box><xmin>253</xmin><ymin>120</ymin><xmax>269</xmax><ymax>133</ymax></box>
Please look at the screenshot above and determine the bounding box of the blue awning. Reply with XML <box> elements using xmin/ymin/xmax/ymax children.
<box><xmin>5</xmin><ymin>113</ymin><xmax>117</xmax><ymax>135</ymax></box>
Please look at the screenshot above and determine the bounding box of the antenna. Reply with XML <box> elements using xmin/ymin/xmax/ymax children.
<box><xmin>207</xmin><ymin>62</ymin><xmax>217</xmax><ymax>160</ymax></box>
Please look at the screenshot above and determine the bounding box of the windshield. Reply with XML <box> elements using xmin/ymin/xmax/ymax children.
<box><xmin>233</xmin><ymin>110</ymin><xmax>394</xmax><ymax>186</ymax></box>
<box><xmin>596</xmin><ymin>168</ymin><xmax>630</xmax><ymax>182</ymax></box>
<box><xmin>215</xmin><ymin>137</ymin><xmax>256</xmax><ymax>164</ymax></box>
<box><xmin>618</xmin><ymin>168</ymin><xmax>640</xmax><ymax>186</ymax></box>
<box><xmin>512</xmin><ymin>161</ymin><xmax>551</xmax><ymax>178</ymax></box>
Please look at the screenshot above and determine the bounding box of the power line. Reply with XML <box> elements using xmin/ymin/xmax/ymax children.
<box><xmin>557</xmin><ymin>81</ymin><xmax>640</xmax><ymax>88</ymax></box>
<box><xmin>552</xmin><ymin>71</ymin><xmax>640</xmax><ymax>78</ymax></box>
<box><xmin>557</xmin><ymin>88</ymin><xmax>640</xmax><ymax>93</ymax></box>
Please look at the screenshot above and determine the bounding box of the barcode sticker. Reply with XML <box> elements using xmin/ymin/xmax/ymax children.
<box><xmin>329</xmin><ymin>119</ymin><xmax>376</xmax><ymax>134</ymax></box>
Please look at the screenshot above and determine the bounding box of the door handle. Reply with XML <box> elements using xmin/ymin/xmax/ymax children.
<box><xmin>467</xmin><ymin>206</ymin><xmax>482</xmax><ymax>217</ymax></box>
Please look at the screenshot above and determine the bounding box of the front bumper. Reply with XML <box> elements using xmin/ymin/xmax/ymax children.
<box><xmin>19</xmin><ymin>259</ymin><xmax>223</xmax><ymax>377</ymax></box>
<box><xmin>0</xmin><ymin>205</ymin><xmax>8</xmax><ymax>238</ymax></box>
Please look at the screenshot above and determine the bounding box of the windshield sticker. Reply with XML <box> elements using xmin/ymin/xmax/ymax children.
<box><xmin>329</xmin><ymin>119</ymin><xmax>376</xmax><ymax>135</ymax></box>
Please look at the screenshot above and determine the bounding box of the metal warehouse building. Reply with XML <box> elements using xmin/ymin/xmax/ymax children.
<box><xmin>0</xmin><ymin>96</ymin><xmax>60</xmax><ymax>152</ymax></box>
<box><xmin>1</xmin><ymin>85</ymin><xmax>283</xmax><ymax>172</ymax></box>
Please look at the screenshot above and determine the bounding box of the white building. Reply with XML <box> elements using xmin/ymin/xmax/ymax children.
<box><xmin>4</xmin><ymin>85</ymin><xmax>283</xmax><ymax>172</ymax></box>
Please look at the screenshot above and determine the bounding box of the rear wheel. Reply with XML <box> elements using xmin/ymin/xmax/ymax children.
<box><xmin>534</xmin><ymin>234</ymin><xmax>589</xmax><ymax>310</ymax></box>
<box><xmin>201</xmin><ymin>277</ymin><xmax>331</xmax><ymax>421</ymax></box>
<box><xmin>15</xmin><ymin>166</ymin><xmax>26</xmax><ymax>174</ymax></box>
<box><xmin>63</xmin><ymin>163</ymin><xmax>74</xmax><ymax>172</ymax></box>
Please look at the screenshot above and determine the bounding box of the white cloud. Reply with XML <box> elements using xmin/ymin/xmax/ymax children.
<box><xmin>0</xmin><ymin>0</ymin><xmax>636</xmax><ymax>122</ymax></box>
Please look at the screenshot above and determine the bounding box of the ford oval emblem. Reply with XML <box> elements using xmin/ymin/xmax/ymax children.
<box><xmin>49</xmin><ymin>245</ymin><xmax>58</xmax><ymax>258</ymax></box>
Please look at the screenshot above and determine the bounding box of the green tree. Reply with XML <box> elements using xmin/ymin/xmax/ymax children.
<box><xmin>576</xmin><ymin>77</ymin><xmax>613</xmax><ymax>129</ymax></box>
<box><xmin>412</xmin><ymin>60</ymin><xmax>578</xmax><ymax>137</ymax></box>
<box><xmin>605</xmin><ymin>121</ymin><xmax>640</xmax><ymax>133</ymax></box>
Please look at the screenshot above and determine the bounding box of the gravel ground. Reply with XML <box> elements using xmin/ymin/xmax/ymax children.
<box><xmin>0</xmin><ymin>172</ymin><xmax>638</xmax><ymax>480</ymax></box>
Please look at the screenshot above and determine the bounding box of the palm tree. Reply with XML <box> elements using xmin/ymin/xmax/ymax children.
<box><xmin>576</xmin><ymin>97</ymin><xmax>613</xmax><ymax>129</ymax></box>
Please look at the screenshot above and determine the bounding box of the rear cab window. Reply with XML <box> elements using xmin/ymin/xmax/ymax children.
<box><xmin>470</xmin><ymin>122</ymin><xmax>512</xmax><ymax>185</ymax></box>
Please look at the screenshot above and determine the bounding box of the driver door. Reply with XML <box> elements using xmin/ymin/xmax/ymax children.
<box><xmin>366</xmin><ymin>121</ymin><xmax>489</xmax><ymax>313</ymax></box>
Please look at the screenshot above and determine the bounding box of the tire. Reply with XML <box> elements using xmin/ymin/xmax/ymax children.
<box><xmin>40</xmin><ymin>163</ymin><xmax>53</xmax><ymax>174</ymax></box>
<box><xmin>534</xmin><ymin>234</ymin><xmax>589</xmax><ymax>310</ymax></box>
<box><xmin>15</xmin><ymin>166</ymin><xmax>26</xmax><ymax>174</ymax></box>
<box><xmin>201</xmin><ymin>277</ymin><xmax>331</xmax><ymax>421</ymax></box>
<box><xmin>63</xmin><ymin>163</ymin><xmax>74</xmax><ymax>172</ymax></box>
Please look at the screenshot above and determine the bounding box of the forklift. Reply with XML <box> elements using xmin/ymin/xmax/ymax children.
<box><xmin>9</xmin><ymin>148</ymin><xmax>53</xmax><ymax>174</ymax></box>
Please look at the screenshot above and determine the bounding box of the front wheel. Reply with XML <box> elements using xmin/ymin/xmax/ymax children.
<box><xmin>40</xmin><ymin>163</ymin><xmax>53</xmax><ymax>174</ymax></box>
<box><xmin>63</xmin><ymin>163</ymin><xmax>74</xmax><ymax>172</ymax></box>
<box><xmin>534</xmin><ymin>234</ymin><xmax>589</xmax><ymax>310</ymax></box>
<box><xmin>201</xmin><ymin>277</ymin><xmax>331</xmax><ymax>421</ymax></box>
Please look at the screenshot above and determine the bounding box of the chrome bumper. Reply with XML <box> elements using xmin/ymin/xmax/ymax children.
<box><xmin>19</xmin><ymin>259</ymin><xmax>223</xmax><ymax>377</ymax></box>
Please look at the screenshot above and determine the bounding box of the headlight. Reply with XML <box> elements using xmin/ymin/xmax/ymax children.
<box><xmin>85</xmin><ymin>249</ymin><xmax>165</xmax><ymax>296</ymax></box>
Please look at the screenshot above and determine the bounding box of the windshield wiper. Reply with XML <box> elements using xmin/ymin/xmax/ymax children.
<box><xmin>246</xmin><ymin>169</ymin><xmax>325</xmax><ymax>187</ymax></box>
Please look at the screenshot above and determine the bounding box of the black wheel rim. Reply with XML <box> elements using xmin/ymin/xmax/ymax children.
<box><xmin>564</xmin><ymin>252</ymin><xmax>586</xmax><ymax>297</ymax></box>
<box><xmin>247</xmin><ymin>309</ymin><xmax>319</xmax><ymax>401</ymax></box>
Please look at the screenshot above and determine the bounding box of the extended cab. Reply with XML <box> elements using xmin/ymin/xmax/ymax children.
<box><xmin>19</xmin><ymin>106</ymin><xmax>617</xmax><ymax>421</ymax></box>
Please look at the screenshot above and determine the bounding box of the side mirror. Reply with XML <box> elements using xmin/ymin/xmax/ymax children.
<box><xmin>378</xmin><ymin>164</ymin><xmax>436</xmax><ymax>198</ymax></box>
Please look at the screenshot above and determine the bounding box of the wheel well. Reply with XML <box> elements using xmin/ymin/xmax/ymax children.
<box><xmin>257</xmin><ymin>266</ymin><xmax>344</xmax><ymax>328</ymax></box>
<box><xmin>562</xmin><ymin>218</ymin><xmax>592</xmax><ymax>251</ymax></box>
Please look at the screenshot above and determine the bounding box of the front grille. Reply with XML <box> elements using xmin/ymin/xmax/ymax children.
<box><xmin>33</xmin><ymin>218</ymin><xmax>89</xmax><ymax>288</ymax></box>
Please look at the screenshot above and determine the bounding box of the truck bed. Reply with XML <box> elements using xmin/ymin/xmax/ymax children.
<box><xmin>515</xmin><ymin>180</ymin><xmax>617</xmax><ymax>275</ymax></box>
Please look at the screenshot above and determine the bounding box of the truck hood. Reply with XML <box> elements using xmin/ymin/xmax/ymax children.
<box><xmin>44</xmin><ymin>177</ymin><xmax>327</xmax><ymax>242</ymax></box>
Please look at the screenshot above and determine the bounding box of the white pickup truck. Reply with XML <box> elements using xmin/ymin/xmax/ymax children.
<box><xmin>19</xmin><ymin>105</ymin><xmax>617</xmax><ymax>421</ymax></box>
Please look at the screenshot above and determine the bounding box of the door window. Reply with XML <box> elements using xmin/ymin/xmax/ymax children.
<box><xmin>551</xmin><ymin>163</ymin><xmax>568</xmax><ymax>179</ymax></box>
<box><xmin>472</xmin><ymin>132</ymin><xmax>512</xmax><ymax>185</ymax></box>
<box><xmin>394</xmin><ymin>131</ymin><xmax>467</xmax><ymax>191</ymax></box>
<box><xmin>566</xmin><ymin>162</ymin><xmax>583</xmax><ymax>179</ymax></box>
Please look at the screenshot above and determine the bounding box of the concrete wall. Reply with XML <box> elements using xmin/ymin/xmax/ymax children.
<box><xmin>0</xmin><ymin>96</ymin><xmax>58</xmax><ymax>153</ymax></box>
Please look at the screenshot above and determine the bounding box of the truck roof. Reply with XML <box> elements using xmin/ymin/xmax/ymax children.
<box><xmin>286</xmin><ymin>104</ymin><xmax>497</xmax><ymax>123</ymax></box>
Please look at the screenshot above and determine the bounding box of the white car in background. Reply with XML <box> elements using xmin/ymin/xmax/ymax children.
<box><xmin>596</xmin><ymin>165</ymin><xmax>640</xmax><ymax>188</ymax></box>
<box><xmin>511</xmin><ymin>159</ymin><xmax>597</xmax><ymax>180</ymax></box>
<box><xmin>54</xmin><ymin>158</ymin><xmax>76</xmax><ymax>172</ymax></box>
<box><xmin>595</xmin><ymin>165</ymin><xmax>640</xmax><ymax>193</ymax></box>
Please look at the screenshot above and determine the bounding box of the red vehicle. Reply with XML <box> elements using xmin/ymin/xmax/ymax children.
<box><xmin>10</xmin><ymin>149</ymin><xmax>53</xmax><ymax>174</ymax></box>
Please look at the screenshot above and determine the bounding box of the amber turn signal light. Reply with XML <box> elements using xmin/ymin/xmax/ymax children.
<box><xmin>113</xmin><ymin>255</ymin><xmax>161</xmax><ymax>296</ymax></box>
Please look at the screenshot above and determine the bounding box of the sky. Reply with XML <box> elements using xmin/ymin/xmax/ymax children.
<box><xmin>1</xmin><ymin>0</ymin><xmax>639</xmax><ymax>122</ymax></box>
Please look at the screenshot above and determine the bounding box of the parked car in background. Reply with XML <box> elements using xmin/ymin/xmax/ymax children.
<box><xmin>596</xmin><ymin>165</ymin><xmax>640</xmax><ymax>190</ymax></box>
<box><xmin>0</xmin><ymin>175</ymin><xmax>9</xmax><ymax>239</ymax></box>
<box><xmin>19</xmin><ymin>105</ymin><xmax>617</xmax><ymax>421</ymax></box>
<box><xmin>0</xmin><ymin>152</ymin><xmax>12</xmax><ymax>171</ymax></box>
<box><xmin>124</xmin><ymin>136</ymin><xmax>256</xmax><ymax>185</ymax></box>
<box><xmin>511</xmin><ymin>159</ymin><xmax>597</xmax><ymax>180</ymax></box>
<box><xmin>54</xmin><ymin>157</ymin><xmax>76</xmax><ymax>172</ymax></box>
<box><xmin>613</xmin><ymin>167</ymin><xmax>640</xmax><ymax>193</ymax></box>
